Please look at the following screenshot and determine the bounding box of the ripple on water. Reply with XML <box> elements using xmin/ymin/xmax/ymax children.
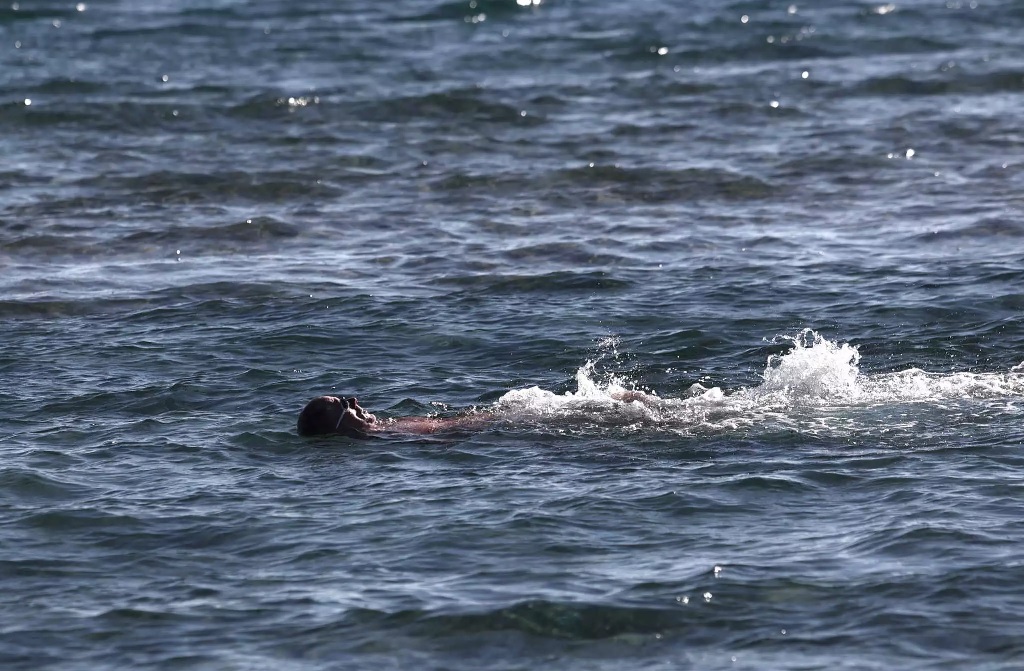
<box><xmin>0</xmin><ymin>468</ymin><xmax>94</xmax><ymax>503</ymax></box>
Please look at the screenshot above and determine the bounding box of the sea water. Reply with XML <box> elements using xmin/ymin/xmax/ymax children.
<box><xmin>2</xmin><ymin>1</ymin><xmax>1024</xmax><ymax>669</ymax></box>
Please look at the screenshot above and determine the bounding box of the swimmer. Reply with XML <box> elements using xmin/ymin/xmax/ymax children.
<box><xmin>297</xmin><ymin>388</ymin><xmax>657</xmax><ymax>438</ymax></box>
<box><xmin>296</xmin><ymin>395</ymin><xmax>491</xmax><ymax>438</ymax></box>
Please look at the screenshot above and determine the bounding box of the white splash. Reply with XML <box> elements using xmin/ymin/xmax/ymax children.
<box><xmin>745</xmin><ymin>329</ymin><xmax>863</xmax><ymax>406</ymax></box>
<box><xmin>493</xmin><ymin>330</ymin><xmax>1024</xmax><ymax>436</ymax></box>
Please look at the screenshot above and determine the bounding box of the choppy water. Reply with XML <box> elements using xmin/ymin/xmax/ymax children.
<box><xmin>3</xmin><ymin>1</ymin><xmax>1024</xmax><ymax>669</ymax></box>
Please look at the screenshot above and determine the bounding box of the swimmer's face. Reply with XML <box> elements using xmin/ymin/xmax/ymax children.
<box><xmin>297</xmin><ymin>395</ymin><xmax>377</xmax><ymax>437</ymax></box>
<box><xmin>325</xmin><ymin>396</ymin><xmax>377</xmax><ymax>434</ymax></box>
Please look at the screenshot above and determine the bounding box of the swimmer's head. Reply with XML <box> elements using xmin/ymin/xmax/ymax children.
<box><xmin>297</xmin><ymin>395</ymin><xmax>376</xmax><ymax>438</ymax></box>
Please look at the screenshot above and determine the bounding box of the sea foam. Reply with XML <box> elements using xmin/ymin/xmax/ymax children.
<box><xmin>494</xmin><ymin>330</ymin><xmax>1024</xmax><ymax>435</ymax></box>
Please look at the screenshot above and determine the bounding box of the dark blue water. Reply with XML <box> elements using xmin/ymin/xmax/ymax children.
<box><xmin>3</xmin><ymin>1</ymin><xmax>1024</xmax><ymax>669</ymax></box>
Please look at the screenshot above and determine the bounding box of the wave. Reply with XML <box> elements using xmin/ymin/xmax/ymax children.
<box><xmin>432</xmin><ymin>270</ymin><xmax>632</xmax><ymax>294</ymax></box>
<box><xmin>493</xmin><ymin>330</ymin><xmax>1024</xmax><ymax>436</ymax></box>
<box><xmin>908</xmin><ymin>217</ymin><xmax>1024</xmax><ymax>243</ymax></box>
<box><xmin>401</xmin><ymin>0</ymin><xmax>527</xmax><ymax>24</ymax></box>
<box><xmin>346</xmin><ymin>599</ymin><xmax>680</xmax><ymax>640</ymax></box>
<box><xmin>850</xmin><ymin>69</ymin><xmax>1024</xmax><ymax>97</ymax></box>
<box><xmin>428</xmin><ymin>165</ymin><xmax>776</xmax><ymax>204</ymax></box>
<box><xmin>358</xmin><ymin>88</ymin><xmax>529</xmax><ymax>125</ymax></box>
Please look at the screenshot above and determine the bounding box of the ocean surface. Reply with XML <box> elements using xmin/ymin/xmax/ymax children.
<box><xmin>3</xmin><ymin>0</ymin><xmax>1024</xmax><ymax>668</ymax></box>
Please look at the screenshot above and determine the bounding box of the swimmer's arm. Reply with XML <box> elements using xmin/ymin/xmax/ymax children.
<box><xmin>372</xmin><ymin>411</ymin><xmax>495</xmax><ymax>435</ymax></box>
